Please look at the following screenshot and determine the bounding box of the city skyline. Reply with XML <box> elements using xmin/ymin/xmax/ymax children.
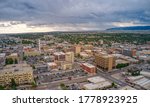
<box><xmin>0</xmin><ymin>0</ymin><xmax>150</xmax><ymax>33</ymax></box>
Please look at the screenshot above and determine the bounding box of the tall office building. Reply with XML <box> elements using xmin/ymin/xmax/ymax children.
<box><xmin>54</xmin><ymin>52</ymin><xmax>65</xmax><ymax>61</ymax></box>
<box><xmin>95</xmin><ymin>52</ymin><xmax>116</xmax><ymax>71</ymax></box>
<box><xmin>65</xmin><ymin>52</ymin><xmax>74</xmax><ymax>63</ymax></box>
<box><xmin>122</xmin><ymin>49</ymin><xmax>136</xmax><ymax>57</ymax></box>
<box><xmin>73</xmin><ymin>45</ymin><xmax>81</xmax><ymax>54</ymax></box>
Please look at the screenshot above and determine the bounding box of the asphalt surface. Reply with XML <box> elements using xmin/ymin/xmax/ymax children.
<box><xmin>96</xmin><ymin>68</ymin><xmax>128</xmax><ymax>87</ymax></box>
<box><xmin>36</xmin><ymin>75</ymin><xmax>94</xmax><ymax>89</ymax></box>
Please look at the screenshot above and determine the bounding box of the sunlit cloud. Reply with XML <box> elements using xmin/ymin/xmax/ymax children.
<box><xmin>112</xmin><ymin>22</ymin><xmax>140</xmax><ymax>27</ymax></box>
<box><xmin>0</xmin><ymin>0</ymin><xmax>149</xmax><ymax>33</ymax></box>
<box><xmin>0</xmin><ymin>21</ymin><xmax>101</xmax><ymax>34</ymax></box>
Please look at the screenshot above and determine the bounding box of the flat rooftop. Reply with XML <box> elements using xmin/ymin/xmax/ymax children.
<box><xmin>83</xmin><ymin>81</ymin><xmax>111</xmax><ymax>90</ymax></box>
<box><xmin>54</xmin><ymin>52</ymin><xmax>65</xmax><ymax>56</ymax></box>
<box><xmin>0</xmin><ymin>53</ymin><xmax>6</xmax><ymax>57</ymax></box>
<box><xmin>87</xmin><ymin>76</ymin><xmax>106</xmax><ymax>83</ymax></box>
<box><xmin>9</xmin><ymin>53</ymin><xmax>18</xmax><ymax>56</ymax></box>
<box><xmin>0</xmin><ymin>64</ymin><xmax>33</xmax><ymax>74</ymax></box>
<box><xmin>134</xmin><ymin>78</ymin><xmax>150</xmax><ymax>89</ymax></box>
<box><xmin>116</xmin><ymin>59</ymin><xmax>129</xmax><ymax>64</ymax></box>
<box><xmin>47</xmin><ymin>62</ymin><xmax>57</xmax><ymax>66</ymax></box>
<box><xmin>97</xmin><ymin>52</ymin><xmax>114</xmax><ymax>58</ymax></box>
<box><xmin>82</xmin><ymin>63</ymin><xmax>95</xmax><ymax>68</ymax></box>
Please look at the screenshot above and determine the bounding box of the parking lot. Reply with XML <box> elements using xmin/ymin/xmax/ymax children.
<box><xmin>36</xmin><ymin>69</ymin><xmax>88</xmax><ymax>84</ymax></box>
<box><xmin>26</xmin><ymin>56</ymin><xmax>44</xmax><ymax>65</ymax></box>
<box><xmin>137</xmin><ymin>64</ymin><xmax>150</xmax><ymax>72</ymax></box>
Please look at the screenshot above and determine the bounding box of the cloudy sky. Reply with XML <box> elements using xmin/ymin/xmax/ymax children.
<box><xmin>0</xmin><ymin>0</ymin><xmax>150</xmax><ymax>33</ymax></box>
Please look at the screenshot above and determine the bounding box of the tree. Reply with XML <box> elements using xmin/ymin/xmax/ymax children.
<box><xmin>0</xmin><ymin>85</ymin><xmax>5</xmax><ymax>90</ymax></box>
<box><xmin>127</xmin><ymin>69</ymin><xmax>141</xmax><ymax>76</ymax></box>
<box><xmin>112</xmin><ymin>82</ymin><xmax>117</xmax><ymax>88</ymax></box>
<box><xmin>31</xmin><ymin>82</ymin><xmax>37</xmax><ymax>88</ymax></box>
<box><xmin>14</xmin><ymin>59</ymin><xmax>18</xmax><ymax>64</ymax></box>
<box><xmin>131</xmin><ymin>70</ymin><xmax>140</xmax><ymax>76</ymax></box>
<box><xmin>5</xmin><ymin>58</ymin><xmax>14</xmax><ymax>65</ymax></box>
<box><xmin>60</xmin><ymin>83</ymin><xmax>65</xmax><ymax>87</ymax></box>
<box><xmin>23</xmin><ymin>56</ymin><xmax>27</xmax><ymax>60</ymax></box>
<box><xmin>116</xmin><ymin>63</ymin><xmax>129</xmax><ymax>69</ymax></box>
<box><xmin>76</xmin><ymin>53</ymin><xmax>83</xmax><ymax>59</ymax></box>
<box><xmin>22</xmin><ymin>40</ymin><xmax>33</xmax><ymax>44</ymax></box>
<box><xmin>32</xmin><ymin>65</ymin><xmax>35</xmax><ymax>69</ymax></box>
<box><xmin>60</xmin><ymin>83</ymin><xmax>67</xmax><ymax>90</ymax></box>
<box><xmin>11</xmin><ymin>79</ymin><xmax>17</xmax><ymax>90</ymax></box>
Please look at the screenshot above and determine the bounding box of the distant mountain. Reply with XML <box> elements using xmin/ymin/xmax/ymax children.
<box><xmin>107</xmin><ymin>26</ymin><xmax>150</xmax><ymax>31</ymax></box>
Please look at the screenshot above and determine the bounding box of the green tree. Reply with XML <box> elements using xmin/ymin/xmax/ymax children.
<box><xmin>131</xmin><ymin>70</ymin><xmax>140</xmax><ymax>76</ymax></box>
<box><xmin>0</xmin><ymin>85</ymin><xmax>5</xmax><ymax>90</ymax></box>
<box><xmin>14</xmin><ymin>59</ymin><xmax>18</xmax><ymax>64</ymax></box>
<box><xmin>116</xmin><ymin>63</ymin><xmax>129</xmax><ymax>69</ymax></box>
<box><xmin>5</xmin><ymin>58</ymin><xmax>14</xmax><ymax>65</ymax></box>
<box><xmin>31</xmin><ymin>82</ymin><xmax>37</xmax><ymax>88</ymax></box>
<box><xmin>60</xmin><ymin>83</ymin><xmax>67</xmax><ymax>90</ymax></box>
<box><xmin>22</xmin><ymin>40</ymin><xmax>34</xmax><ymax>44</ymax></box>
<box><xmin>23</xmin><ymin>56</ymin><xmax>27</xmax><ymax>60</ymax></box>
<box><xmin>76</xmin><ymin>53</ymin><xmax>83</xmax><ymax>59</ymax></box>
<box><xmin>11</xmin><ymin>79</ymin><xmax>17</xmax><ymax>90</ymax></box>
<box><xmin>127</xmin><ymin>69</ymin><xmax>141</xmax><ymax>76</ymax></box>
<box><xmin>112</xmin><ymin>82</ymin><xmax>117</xmax><ymax>88</ymax></box>
<box><xmin>32</xmin><ymin>65</ymin><xmax>35</xmax><ymax>69</ymax></box>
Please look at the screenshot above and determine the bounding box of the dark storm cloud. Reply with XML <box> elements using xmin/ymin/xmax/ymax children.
<box><xmin>0</xmin><ymin>0</ymin><xmax>150</xmax><ymax>29</ymax></box>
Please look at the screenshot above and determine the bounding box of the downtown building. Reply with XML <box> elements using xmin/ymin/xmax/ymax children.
<box><xmin>95</xmin><ymin>52</ymin><xmax>116</xmax><ymax>71</ymax></box>
<box><xmin>73</xmin><ymin>45</ymin><xmax>81</xmax><ymax>54</ymax></box>
<box><xmin>0</xmin><ymin>63</ymin><xmax>34</xmax><ymax>86</ymax></box>
<box><xmin>122</xmin><ymin>49</ymin><xmax>136</xmax><ymax>57</ymax></box>
<box><xmin>65</xmin><ymin>52</ymin><xmax>74</xmax><ymax>63</ymax></box>
<box><xmin>54</xmin><ymin>52</ymin><xmax>66</xmax><ymax>61</ymax></box>
<box><xmin>0</xmin><ymin>53</ymin><xmax>6</xmax><ymax>67</ymax></box>
<box><xmin>81</xmin><ymin>63</ymin><xmax>96</xmax><ymax>74</ymax></box>
<box><xmin>6</xmin><ymin>53</ymin><xmax>19</xmax><ymax>62</ymax></box>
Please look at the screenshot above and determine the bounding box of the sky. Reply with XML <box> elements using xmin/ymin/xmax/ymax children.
<box><xmin>0</xmin><ymin>0</ymin><xmax>150</xmax><ymax>34</ymax></box>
